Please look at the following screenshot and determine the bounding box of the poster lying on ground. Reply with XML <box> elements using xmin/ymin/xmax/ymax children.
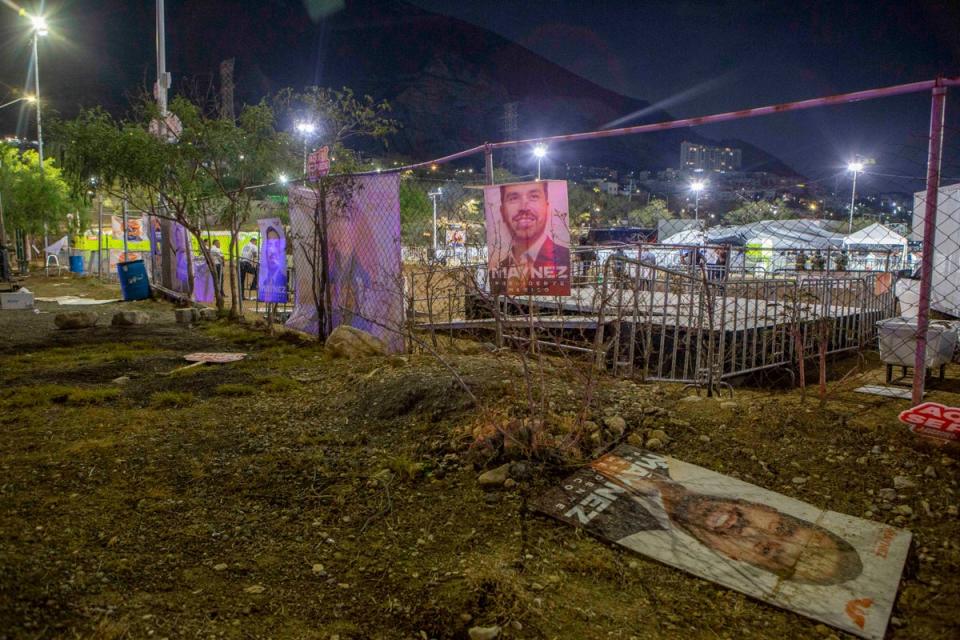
<box><xmin>534</xmin><ymin>446</ymin><xmax>911</xmax><ymax>640</ymax></box>
<box><xmin>285</xmin><ymin>174</ymin><xmax>403</xmax><ymax>352</ymax></box>
<box><xmin>484</xmin><ymin>180</ymin><xmax>571</xmax><ymax>296</ymax></box>
<box><xmin>257</xmin><ymin>217</ymin><xmax>288</xmax><ymax>303</ymax></box>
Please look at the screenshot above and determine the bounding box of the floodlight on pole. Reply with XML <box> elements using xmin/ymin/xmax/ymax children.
<box><xmin>295</xmin><ymin>121</ymin><xmax>317</xmax><ymax>175</ymax></box>
<box><xmin>278</xmin><ymin>173</ymin><xmax>289</xmax><ymax>185</ymax></box>
<box><xmin>690</xmin><ymin>181</ymin><xmax>706</xmax><ymax>225</ymax></box>
<box><xmin>0</xmin><ymin>95</ymin><xmax>36</xmax><ymax>111</ymax></box>
<box><xmin>24</xmin><ymin>12</ymin><xmax>49</xmax><ymax>248</ymax></box>
<box><xmin>847</xmin><ymin>160</ymin><xmax>865</xmax><ymax>233</ymax></box>
<box><xmin>533</xmin><ymin>143</ymin><xmax>547</xmax><ymax>180</ymax></box>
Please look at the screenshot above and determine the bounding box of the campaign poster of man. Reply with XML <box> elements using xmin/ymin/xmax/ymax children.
<box><xmin>257</xmin><ymin>218</ymin><xmax>288</xmax><ymax>304</ymax></box>
<box><xmin>484</xmin><ymin>180</ymin><xmax>571</xmax><ymax>296</ymax></box>
<box><xmin>111</xmin><ymin>216</ymin><xmax>146</xmax><ymax>242</ymax></box>
<box><xmin>534</xmin><ymin>446</ymin><xmax>911</xmax><ymax>640</ymax></box>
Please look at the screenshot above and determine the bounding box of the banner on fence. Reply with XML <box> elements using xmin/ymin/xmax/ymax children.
<box><xmin>484</xmin><ymin>180</ymin><xmax>571</xmax><ymax>296</ymax></box>
<box><xmin>307</xmin><ymin>146</ymin><xmax>330</xmax><ymax>180</ymax></box>
<box><xmin>446</xmin><ymin>225</ymin><xmax>466</xmax><ymax>248</ymax></box>
<box><xmin>257</xmin><ymin>218</ymin><xmax>288</xmax><ymax>303</ymax></box>
<box><xmin>286</xmin><ymin>174</ymin><xmax>403</xmax><ymax>352</ymax></box>
<box><xmin>147</xmin><ymin>217</ymin><xmax>163</xmax><ymax>256</ymax></box>
<box><xmin>534</xmin><ymin>446</ymin><xmax>910</xmax><ymax>640</ymax></box>
<box><xmin>111</xmin><ymin>216</ymin><xmax>146</xmax><ymax>242</ymax></box>
<box><xmin>192</xmin><ymin>256</ymin><xmax>216</xmax><ymax>303</ymax></box>
<box><xmin>171</xmin><ymin>221</ymin><xmax>191</xmax><ymax>294</ymax></box>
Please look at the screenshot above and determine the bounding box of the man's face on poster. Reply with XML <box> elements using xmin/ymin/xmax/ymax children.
<box><xmin>673</xmin><ymin>494</ymin><xmax>860</xmax><ymax>584</ymax></box>
<box><xmin>265</xmin><ymin>229</ymin><xmax>282</xmax><ymax>272</ymax></box>
<box><xmin>501</xmin><ymin>182</ymin><xmax>549</xmax><ymax>244</ymax></box>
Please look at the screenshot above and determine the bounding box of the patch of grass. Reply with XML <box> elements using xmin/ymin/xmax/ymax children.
<box><xmin>255</xmin><ymin>376</ymin><xmax>299</xmax><ymax>393</ymax></box>
<box><xmin>0</xmin><ymin>384</ymin><xmax>74</xmax><ymax>408</ymax></box>
<box><xmin>202</xmin><ymin>323</ymin><xmax>265</xmax><ymax>346</ymax></box>
<box><xmin>214</xmin><ymin>383</ymin><xmax>257</xmax><ymax>397</ymax></box>
<box><xmin>149</xmin><ymin>391</ymin><xmax>196</xmax><ymax>408</ymax></box>
<box><xmin>62</xmin><ymin>387</ymin><xmax>121</xmax><ymax>406</ymax></box>
<box><xmin>0</xmin><ymin>385</ymin><xmax>121</xmax><ymax>408</ymax></box>
<box><xmin>383</xmin><ymin>454</ymin><xmax>426</xmax><ymax>481</ymax></box>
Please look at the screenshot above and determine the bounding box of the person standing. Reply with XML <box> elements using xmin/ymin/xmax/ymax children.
<box><xmin>239</xmin><ymin>237</ymin><xmax>259</xmax><ymax>299</ymax></box>
<box><xmin>210</xmin><ymin>239</ymin><xmax>224</xmax><ymax>296</ymax></box>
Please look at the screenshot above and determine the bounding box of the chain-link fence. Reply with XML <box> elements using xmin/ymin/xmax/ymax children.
<box><xmin>394</xmin><ymin>79</ymin><xmax>960</xmax><ymax>405</ymax></box>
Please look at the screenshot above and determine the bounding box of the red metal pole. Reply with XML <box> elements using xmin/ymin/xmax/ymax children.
<box><xmin>912</xmin><ymin>81</ymin><xmax>947</xmax><ymax>405</ymax></box>
<box><xmin>375</xmin><ymin>77</ymin><xmax>960</xmax><ymax>175</ymax></box>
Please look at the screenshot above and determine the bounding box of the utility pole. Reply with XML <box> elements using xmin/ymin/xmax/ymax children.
<box><xmin>156</xmin><ymin>0</ymin><xmax>169</xmax><ymax>116</ymax></box>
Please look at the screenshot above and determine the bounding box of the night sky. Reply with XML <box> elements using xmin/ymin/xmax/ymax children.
<box><xmin>1</xmin><ymin>0</ymin><xmax>958</xmax><ymax>192</ymax></box>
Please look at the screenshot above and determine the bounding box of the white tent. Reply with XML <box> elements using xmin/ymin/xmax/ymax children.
<box><xmin>842</xmin><ymin>222</ymin><xmax>908</xmax><ymax>252</ymax></box>
<box><xmin>659</xmin><ymin>229</ymin><xmax>705</xmax><ymax>246</ymax></box>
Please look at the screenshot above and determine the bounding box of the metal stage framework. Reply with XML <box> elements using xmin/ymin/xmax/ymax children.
<box><xmin>406</xmin><ymin>250</ymin><xmax>897</xmax><ymax>392</ymax></box>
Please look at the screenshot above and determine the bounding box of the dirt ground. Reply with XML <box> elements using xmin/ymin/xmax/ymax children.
<box><xmin>1</xmin><ymin>275</ymin><xmax>958</xmax><ymax>640</ymax></box>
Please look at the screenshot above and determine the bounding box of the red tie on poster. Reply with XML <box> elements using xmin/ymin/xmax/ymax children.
<box><xmin>898</xmin><ymin>402</ymin><xmax>960</xmax><ymax>442</ymax></box>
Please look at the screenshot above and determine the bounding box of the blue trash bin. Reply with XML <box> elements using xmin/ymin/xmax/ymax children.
<box><xmin>117</xmin><ymin>259</ymin><xmax>150</xmax><ymax>301</ymax></box>
<box><xmin>69</xmin><ymin>255</ymin><xmax>84</xmax><ymax>274</ymax></box>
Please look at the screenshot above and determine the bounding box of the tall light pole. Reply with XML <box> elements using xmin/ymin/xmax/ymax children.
<box><xmin>533</xmin><ymin>144</ymin><xmax>547</xmax><ymax>180</ymax></box>
<box><xmin>29</xmin><ymin>15</ymin><xmax>48</xmax><ymax>249</ymax></box>
<box><xmin>295</xmin><ymin>121</ymin><xmax>316</xmax><ymax>175</ymax></box>
<box><xmin>691</xmin><ymin>181</ymin><xmax>705</xmax><ymax>226</ymax></box>
<box><xmin>847</xmin><ymin>160</ymin><xmax>864</xmax><ymax>233</ymax></box>
<box><xmin>428</xmin><ymin>188</ymin><xmax>442</xmax><ymax>258</ymax></box>
<box><xmin>156</xmin><ymin>0</ymin><xmax>169</xmax><ymax>115</ymax></box>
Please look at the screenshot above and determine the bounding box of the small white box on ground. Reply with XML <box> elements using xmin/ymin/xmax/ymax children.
<box><xmin>0</xmin><ymin>288</ymin><xmax>34</xmax><ymax>310</ymax></box>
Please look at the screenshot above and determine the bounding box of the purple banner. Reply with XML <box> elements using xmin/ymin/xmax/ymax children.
<box><xmin>171</xmin><ymin>221</ymin><xmax>191</xmax><ymax>294</ymax></box>
<box><xmin>286</xmin><ymin>174</ymin><xmax>402</xmax><ymax>352</ymax></box>
<box><xmin>257</xmin><ymin>218</ymin><xmax>288</xmax><ymax>303</ymax></box>
<box><xmin>192</xmin><ymin>256</ymin><xmax>215</xmax><ymax>303</ymax></box>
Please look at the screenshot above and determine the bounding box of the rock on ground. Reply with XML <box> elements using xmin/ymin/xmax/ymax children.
<box><xmin>198</xmin><ymin>308</ymin><xmax>218</xmax><ymax>321</ymax></box>
<box><xmin>325</xmin><ymin>325</ymin><xmax>389</xmax><ymax>358</ymax></box>
<box><xmin>54</xmin><ymin>312</ymin><xmax>98</xmax><ymax>330</ymax></box>
<box><xmin>111</xmin><ymin>310</ymin><xmax>150</xmax><ymax>326</ymax></box>
<box><xmin>174</xmin><ymin>308</ymin><xmax>194</xmax><ymax>324</ymax></box>
<box><xmin>468</xmin><ymin>626</ymin><xmax>501</xmax><ymax>640</ymax></box>
<box><xmin>603</xmin><ymin>415</ymin><xmax>627</xmax><ymax>435</ymax></box>
<box><xmin>477</xmin><ymin>464</ymin><xmax>510</xmax><ymax>490</ymax></box>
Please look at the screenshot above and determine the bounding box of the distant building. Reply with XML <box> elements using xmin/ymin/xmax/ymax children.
<box><xmin>680</xmin><ymin>141</ymin><xmax>742</xmax><ymax>172</ymax></box>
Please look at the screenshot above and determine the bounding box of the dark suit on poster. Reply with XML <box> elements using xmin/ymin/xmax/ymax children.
<box><xmin>491</xmin><ymin>236</ymin><xmax>571</xmax><ymax>296</ymax></box>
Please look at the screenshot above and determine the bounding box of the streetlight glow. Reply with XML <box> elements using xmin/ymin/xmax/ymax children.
<box><xmin>690</xmin><ymin>181</ymin><xmax>706</xmax><ymax>225</ymax></box>
<box><xmin>30</xmin><ymin>15</ymin><xmax>49</xmax><ymax>36</ymax></box>
<box><xmin>295</xmin><ymin>121</ymin><xmax>316</xmax><ymax>135</ymax></box>
<box><xmin>278</xmin><ymin>173</ymin><xmax>289</xmax><ymax>185</ymax></box>
<box><xmin>847</xmin><ymin>161</ymin><xmax>864</xmax><ymax>173</ymax></box>
<box><xmin>533</xmin><ymin>143</ymin><xmax>548</xmax><ymax>180</ymax></box>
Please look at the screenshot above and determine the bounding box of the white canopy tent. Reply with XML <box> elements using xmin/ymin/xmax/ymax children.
<box><xmin>842</xmin><ymin>222</ymin><xmax>907</xmax><ymax>252</ymax></box>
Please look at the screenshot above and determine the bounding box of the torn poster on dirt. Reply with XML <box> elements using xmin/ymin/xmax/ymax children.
<box><xmin>183</xmin><ymin>352</ymin><xmax>246</xmax><ymax>364</ymax></box>
<box><xmin>533</xmin><ymin>445</ymin><xmax>911</xmax><ymax>640</ymax></box>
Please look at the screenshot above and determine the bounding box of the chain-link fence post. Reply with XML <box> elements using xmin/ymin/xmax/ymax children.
<box><xmin>912</xmin><ymin>82</ymin><xmax>947</xmax><ymax>404</ymax></box>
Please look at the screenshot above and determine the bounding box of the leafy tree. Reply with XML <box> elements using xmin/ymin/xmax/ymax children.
<box><xmin>400</xmin><ymin>178</ymin><xmax>432</xmax><ymax>246</ymax></box>
<box><xmin>627</xmin><ymin>198</ymin><xmax>674</xmax><ymax>227</ymax></box>
<box><xmin>270</xmin><ymin>86</ymin><xmax>396</xmax><ymax>336</ymax></box>
<box><xmin>724</xmin><ymin>197</ymin><xmax>803</xmax><ymax>225</ymax></box>
<box><xmin>0</xmin><ymin>146</ymin><xmax>78</xmax><ymax>244</ymax></box>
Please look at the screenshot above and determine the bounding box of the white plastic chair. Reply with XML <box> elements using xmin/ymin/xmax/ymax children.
<box><xmin>45</xmin><ymin>254</ymin><xmax>65</xmax><ymax>276</ymax></box>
